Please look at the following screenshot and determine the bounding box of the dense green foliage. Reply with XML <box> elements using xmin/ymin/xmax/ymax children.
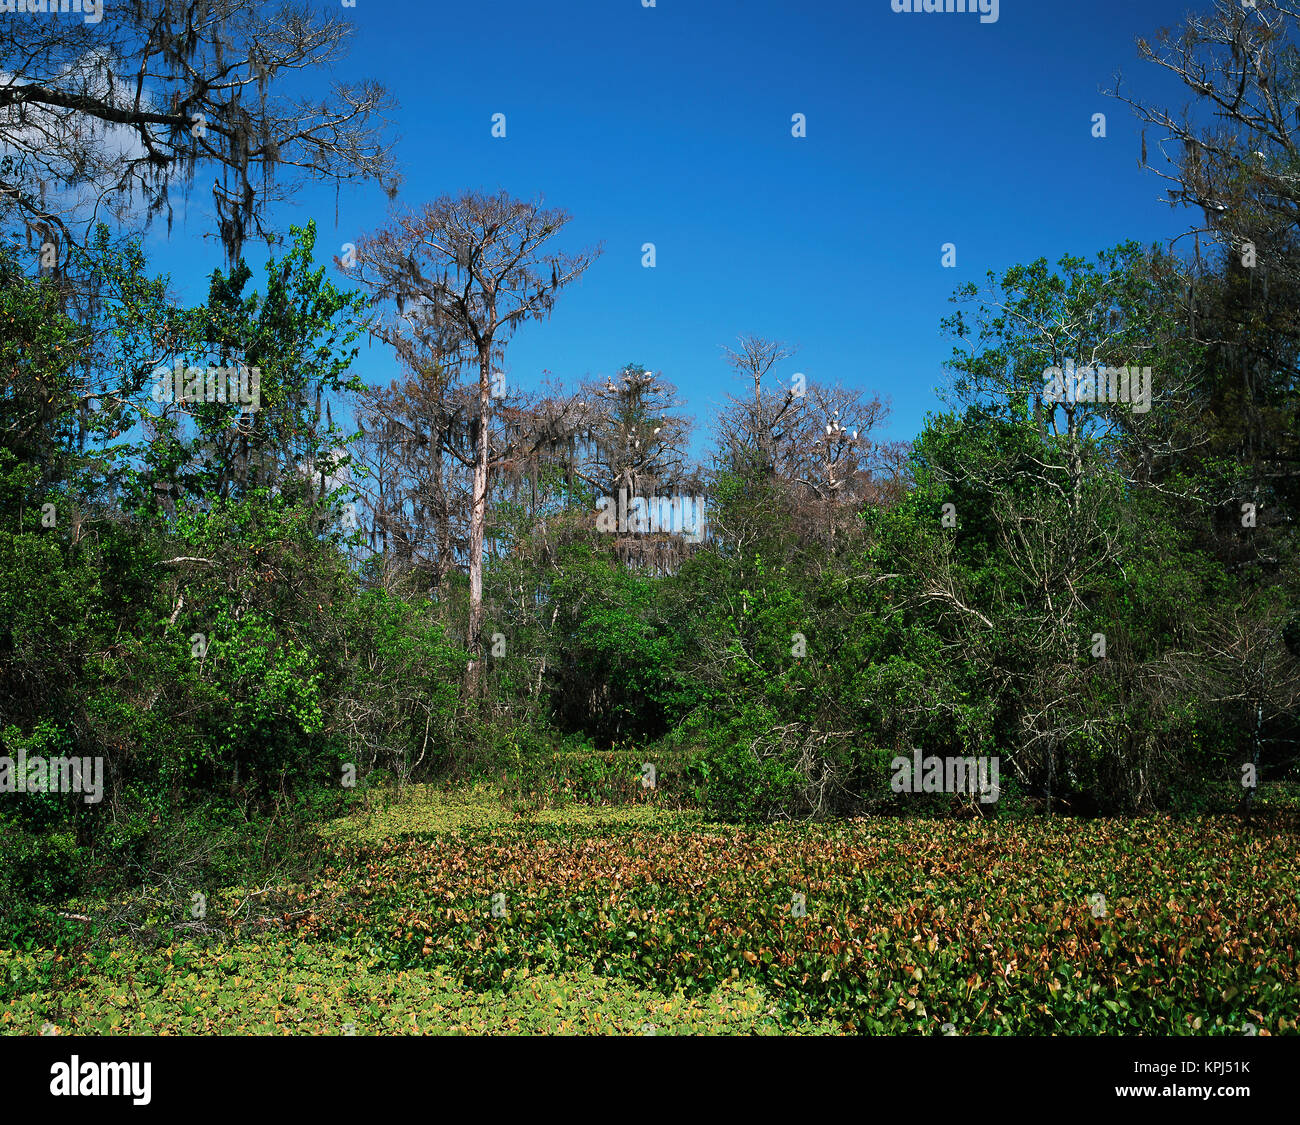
<box><xmin>3</xmin><ymin>137</ymin><xmax>1300</xmax><ymax>1050</ymax></box>
<box><xmin>4</xmin><ymin>788</ymin><xmax>1296</xmax><ymax>1035</ymax></box>
<box><xmin>4</xmin><ymin>227</ymin><xmax>1300</xmax><ymax>943</ymax></box>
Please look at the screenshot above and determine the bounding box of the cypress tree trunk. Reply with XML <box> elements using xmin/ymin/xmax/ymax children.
<box><xmin>466</xmin><ymin>344</ymin><xmax>492</xmax><ymax>697</ymax></box>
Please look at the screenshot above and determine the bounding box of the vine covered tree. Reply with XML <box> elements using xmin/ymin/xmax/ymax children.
<box><xmin>0</xmin><ymin>0</ymin><xmax>398</xmax><ymax>266</ymax></box>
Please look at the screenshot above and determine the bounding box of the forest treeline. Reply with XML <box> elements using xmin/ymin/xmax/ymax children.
<box><xmin>2</xmin><ymin>2</ymin><xmax>1300</xmax><ymax>932</ymax></box>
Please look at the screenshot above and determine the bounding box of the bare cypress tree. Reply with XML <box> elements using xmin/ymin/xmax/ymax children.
<box><xmin>353</xmin><ymin>190</ymin><xmax>601</xmax><ymax>694</ymax></box>
<box><xmin>717</xmin><ymin>335</ymin><xmax>801</xmax><ymax>478</ymax></box>
<box><xmin>1112</xmin><ymin>0</ymin><xmax>1300</xmax><ymax>285</ymax></box>
<box><xmin>712</xmin><ymin>334</ymin><xmax>903</xmax><ymax>539</ymax></box>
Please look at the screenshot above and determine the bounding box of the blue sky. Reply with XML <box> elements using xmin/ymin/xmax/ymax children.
<box><xmin>142</xmin><ymin>0</ymin><xmax>1206</xmax><ymax>461</ymax></box>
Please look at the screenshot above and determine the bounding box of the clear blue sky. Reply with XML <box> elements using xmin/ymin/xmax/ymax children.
<box><xmin>142</xmin><ymin>0</ymin><xmax>1204</xmax><ymax>460</ymax></box>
